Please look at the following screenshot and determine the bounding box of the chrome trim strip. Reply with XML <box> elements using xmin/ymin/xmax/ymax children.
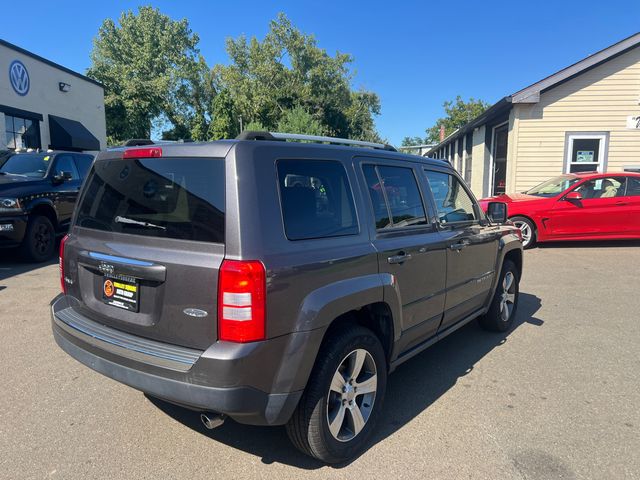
<box><xmin>88</xmin><ymin>251</ymin><xmax>155</xmax><ymax>267</ymax></box>
<box><xmin>54</xmin><ymin>307</ymin><xmax>202</xmax><ymax>372</ymax></box>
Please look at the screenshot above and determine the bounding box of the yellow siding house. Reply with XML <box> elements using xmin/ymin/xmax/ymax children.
<box><xmin>428</xmin><ymin>33</ymin><xmax>640</xmax><ymax>198</ymax></box>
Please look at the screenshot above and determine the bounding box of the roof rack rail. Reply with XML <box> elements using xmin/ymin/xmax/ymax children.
<box><xmin>122</xmin><ymin>138</ymin><xmax>195</xmax><ymax>147</ymax></box>
<box><xmin>236</xmin><ymin>131</ymin><xmax>397</xmax><ymax>152</ymax></box>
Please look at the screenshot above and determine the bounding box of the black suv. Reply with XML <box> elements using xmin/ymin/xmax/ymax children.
<box><xmin>0</xmin><ymin>150</ymin><xmax>93</xmax><ymax>261</ymax></box>
<box><xmin>51</xmin><ymin>133</ymin><xmax>522</xmax><ymax>463</ymax></box>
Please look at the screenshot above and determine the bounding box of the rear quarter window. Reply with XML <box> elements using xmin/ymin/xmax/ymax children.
<box><xmin>277</xmin><ymin>159</ymin><xmax>358</xmax><ymax>240</ymax></box>
<box><xmin>76</xmin><ymin>157</ymin><xmax>225</xmax><ymax>243</ymax></box>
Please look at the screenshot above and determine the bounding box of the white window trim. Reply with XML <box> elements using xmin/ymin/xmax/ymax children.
<box><xmin>564</xmin><ymin>132</ymin><xmax>609</xmax><ymax>174</ymax></box>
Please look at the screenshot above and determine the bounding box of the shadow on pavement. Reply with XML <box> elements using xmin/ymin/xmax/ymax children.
<box><xmin>0</xmin><ymin>243</ymin><xmax>58</xmax><ymax>283</ymax></box>
<box><xmin>147</xmin><ymin>292</ymin><xmax>543</xmax><ymax>469</ymax></box>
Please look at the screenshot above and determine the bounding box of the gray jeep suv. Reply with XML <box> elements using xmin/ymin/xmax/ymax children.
<box><xmin>51</xmin><ymin>132</ymin><xmax>523</xmax><ymax>463</ymax></box>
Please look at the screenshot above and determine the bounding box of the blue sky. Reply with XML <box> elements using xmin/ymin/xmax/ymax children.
<box><xmin>3</xmin><ymin>0</ymin><xmax>639</xmax><ymax>145</ymax></box>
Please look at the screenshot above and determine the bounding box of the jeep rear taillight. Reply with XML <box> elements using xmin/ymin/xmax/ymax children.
<box><xmin>218</xmin><ymin>260</ymin><xmax>266</xmax><ymax>343</ymax></box>
<box><xmin>59</xmin><ymin>234</ymin><xmax>69</xmax><ymax>294</ymax></box>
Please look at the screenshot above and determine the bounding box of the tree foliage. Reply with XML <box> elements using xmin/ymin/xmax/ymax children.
<box><xmin>208</xmin><ymin>89</ymin><xmax>238</xmax><ymax>140</ymax></box>
<box><xmin>88</xmin><ymin>10</ymin><xmax>382</xmax><ymax>144</ymax></box>
<box><xmin>277</xmin><ymin>106</ymin><xmax>325</xmax><ymax>136</ymax></box>
<box><xmin>425</xmin><ymin>96</ymin><xmax>490</xmax><ymax>143</ymax></box>
<box><xmin>87</xmin><ymin>6</ymin><xmax>206</xmax><ymax>144</ymax></box>
<box><xmin>213</xmin><ymin>14</ymin><xmax>382</xmax><ymax>141</ymax></box>
<box><xmin>401</xmin><ymin>136</ymin><xmax>426</xmax><ymax>147</ymax></box>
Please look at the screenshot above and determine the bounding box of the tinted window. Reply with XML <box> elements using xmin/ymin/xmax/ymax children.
<box><xmin>54</xmin><ymin>154</ymin><xmax>79</xmax><ymax>180</ymax></box>
<box><xmin>626</xmin><ymin>177</ymin><xmax>640</xmax><ymax>196</ymax></box>
<box><xmin>277</xmin><ymin>159</ymin><xmax>358</xmax><ymax>240</ymax></box>
<box><xmin>74</xmin><ymin>154</ymin><xmax>94</xmax><ymax>179</ymax></box>
<box><xmin>0</xmin><ymin>152</ymin><xmax>51</xmax><ymax>177</ymax></box>
<box><xmin>377</xmin><ymin>166</ymin><xmax>427</xmax><ymax>227</ymax></box>
<box><xmin>76</xmin><ymin>158</ymin><xmax>225</xmax><ymax>243</ymax></box>
<box><xmin>363</xmin><ymin>165</ymin><xmax>391</xmax><ymax>229</ymax></box>
<box><xmin>574</xmin><ymin>177</ymin><xmax>627</xmax><ymax>199</ymax></box>
<box><xmin>363</xmin><ymin>165</ymin><xmax>427</xmax><ymax>229</ymax></box>
<box><xmin>425</xmin><ymin>170</ymin><xmax>477</xmax><ymax>223</ymax></box>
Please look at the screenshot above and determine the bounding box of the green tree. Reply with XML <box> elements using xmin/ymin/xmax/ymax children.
<box><xmin>401</xmin><ymin>136</ymin><xmax>426</xmax><ymax>147</ymax></box>
<box><xmin>277</xmin><ymin>106</ymin><xmax>325</xmax><ymax>135</ymax></box>
<box><xmin>243</xmin><ymin>120</ymin><xmax>267</xmax><ymax>131</ymax></box>
<box><xmin>208</xmin><ymin>89</ymin><xmax>238</xmax><ymax>140</ymax></box>
<box><xmin>345</xmin><ymin>91</ymin><xmax>382</xmax><ymax>142</ymax></box>
<box><xmin>163</xmin><ymin>56</ymin><xmax>216</xmax><ymax>141</ymax></box>
<box><xmin>87</xmin><ymin>6</ymin><xmax>204</xmax><ymax>144</ymax></box>
<box><xmin>425</xmin><ymin>96</ymin><xmax>490</xmax><ymax>143</ymax></box>
<box><xmin>213</xmin><ymin>13</ymin><xmax>381</xmax><ymax>141</ymax></box>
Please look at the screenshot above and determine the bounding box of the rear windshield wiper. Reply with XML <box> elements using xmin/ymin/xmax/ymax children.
<box><xmin>114</xmin><ymin>216</ymin><xmax>166</xmax><ymax>230</ymax></box>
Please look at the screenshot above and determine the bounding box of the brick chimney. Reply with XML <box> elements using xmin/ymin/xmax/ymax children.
<box><xmin>439</xmin><ymin>125</ymin><xmax>445</xmax><ymax>142</ymax></box>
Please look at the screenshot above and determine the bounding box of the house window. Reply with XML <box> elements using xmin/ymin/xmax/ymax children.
<box><xmin>464</xmin><ymin>132</ymin><xmax>473</xmax><ymax>184</ymax></box>
<box><xmin>4</xmin><ymin>114</ymin><xmax>41</xmax><ymax>150</ymax></box>
<box><xmin>565</xmin><ymin>133</ymin><xmax>608</xmax><ymax>173</ymax></box>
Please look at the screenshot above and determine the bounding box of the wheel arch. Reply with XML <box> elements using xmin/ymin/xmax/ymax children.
<box><xmin>28</xmin><ymin>201</ymin><xmax>59</xmax><ymax>231</ymax></box>
<box><xmin>321</xmin><ymin>302</ymin><xmax>395</xmax><ymax>366</ymax></box>
<box><xmin>504</xmin><ymin>248</ymin><xmax>523</xmax><ymax>280</ymax></box>
<box><xmin>278</xmin><ymin>275</ymin><xmax>401</xmax><ymax>398</ymax></box>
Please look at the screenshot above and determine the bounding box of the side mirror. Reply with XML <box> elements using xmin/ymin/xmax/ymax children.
<box><xmin>53</xmin><ymin>171</ymin><xmax>73</xmax><ymax>184</ymax></box>
<box><xmin>487</xmin><ymin>202</ymin><xmax>508</xmax><ymax>224</ymax></box>
<box><xmin>565</xmin><ymin>191</ymin><xmax>583</xmax><ymax>201</ymax></box>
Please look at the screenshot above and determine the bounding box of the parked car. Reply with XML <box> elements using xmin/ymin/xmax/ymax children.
<box><xmin>479</xmin><ymin>172</ymin><xmax>640</xmax><ymax>249</ymax></box>
<box><xmin>51</xmin><ymin>132</ymin><xmax>522</xmax><ymax>463</ymax></box>
<box><xmin>0</xmin><ymin>150</ymin><xmax>94</xmax><ymax>261</ymax></box>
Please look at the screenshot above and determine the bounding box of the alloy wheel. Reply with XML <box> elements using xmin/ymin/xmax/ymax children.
<box><xmin>34</xmin><ymin>223</ymin><xmax>52</xmax><ymax>255</ymax></box>
<box><xmin>326</xmin><ymin>349</ymin><xmax>377</xmax><ymax>442</ymax></box>
<box><xmin>500</xmin><ymin>271</ymin><xmax>516</xmax><ymax>322</ymax></box>
<box><xmin>512</xmin><ymin>220</ymin><xmax>532</xmax><ymax>247</ymax></box>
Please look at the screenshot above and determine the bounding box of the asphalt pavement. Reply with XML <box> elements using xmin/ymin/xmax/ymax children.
<box><xmin>0</xmin><ymin>241</ymin><xmax>638</xmax><ymax>479</ymax></box>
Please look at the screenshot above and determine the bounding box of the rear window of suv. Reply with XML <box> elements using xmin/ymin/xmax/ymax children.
<box><xmin>76</xmin><ymin>157</ymin><xmax>225</xmax><ymax>243</ymax></box>
<box><xmin>277</xmin><ymin>159</ymin><xmax>358</xmax><ymax>240</ymax></box>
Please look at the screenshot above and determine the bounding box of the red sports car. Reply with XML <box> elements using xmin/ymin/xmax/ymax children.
<box><xmin>479</xmin><ymin>172</ymin><xmax>640</xmax><ymax>248</ymax></box>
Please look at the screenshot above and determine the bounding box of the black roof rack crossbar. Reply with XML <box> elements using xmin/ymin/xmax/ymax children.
<box><xmin>235</xmin><ymin>131</ymin><xmax>283</xmax><ymax>142</ymax></box>
<box><xmin>123</xmin><ymin>139</ymin><xmax>155</xmax><ymax>146</ymax></box>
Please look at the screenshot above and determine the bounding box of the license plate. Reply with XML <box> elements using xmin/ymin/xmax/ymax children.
<box><xmin>102</xmin><ymin>275</ymin><xmax>139</xmax><ymax>312</ymax></box>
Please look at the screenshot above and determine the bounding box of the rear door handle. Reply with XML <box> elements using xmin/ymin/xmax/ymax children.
<box><xmin>387</xmin><ymin>252</ymin><xmax>412</xmax><ymax>264</ymax></box>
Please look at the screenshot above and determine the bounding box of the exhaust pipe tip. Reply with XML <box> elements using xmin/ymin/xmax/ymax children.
<box><xmin>200</xmin><ymin>412</ymin><xmax>226</xmax><ymax>430</ymax></box>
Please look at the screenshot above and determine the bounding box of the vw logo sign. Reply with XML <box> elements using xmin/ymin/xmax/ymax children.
<box><xmin>9</xmin><ymin>60</ymin><xmax>30</xmax><ymax>96</ymax></box>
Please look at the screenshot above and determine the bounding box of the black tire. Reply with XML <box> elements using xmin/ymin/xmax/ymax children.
<box><xmin>510</xmin><ymin>216</ymin><xmax>536</xmax><ymax>249</ymax></box>
<box><xmin>286</xmin><ymin>324</ymin><xmax>387</xmax><ymax>464</ymax></box>
<box><xmin>478</xmin><ymin>260</ymin><xmax>520</xmax><ymax>332</ymax></box>
<box><xmin>19</xmin><ymin>215</ymin><xmax>56</xmax><ymax>262</ymax></box>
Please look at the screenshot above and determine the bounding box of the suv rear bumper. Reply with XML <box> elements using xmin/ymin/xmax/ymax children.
<box><xmin>50</xmin><ymin>295</ymin><xmax>320</xmax><ymax>426</ymax></box>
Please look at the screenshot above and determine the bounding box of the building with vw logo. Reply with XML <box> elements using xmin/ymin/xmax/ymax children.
<box><xmin>1</xmin><ymin>40</ymin><xmax>105</xmax><ymax>152</ymax></box>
